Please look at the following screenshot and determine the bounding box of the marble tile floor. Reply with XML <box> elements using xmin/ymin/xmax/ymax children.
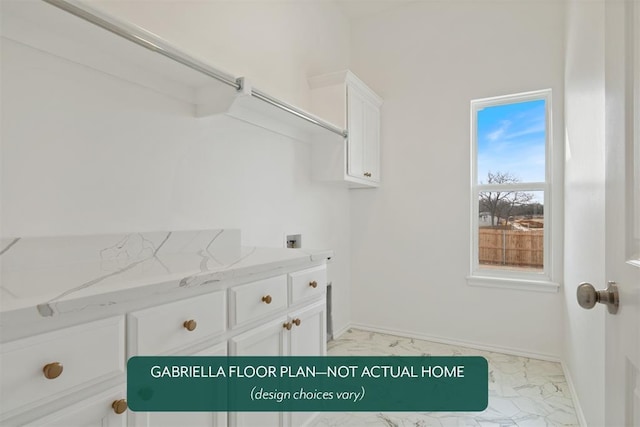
<box><xmin>308</xmin><ymin>329</ymin><xmax>579</xmax><ymax>427</ymax></box>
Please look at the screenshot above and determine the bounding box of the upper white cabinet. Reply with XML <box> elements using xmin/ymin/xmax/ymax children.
<box><xmin>309</xmin><ymin>71</ymin><xmax>383</xmax><ymax>188</ymax></box>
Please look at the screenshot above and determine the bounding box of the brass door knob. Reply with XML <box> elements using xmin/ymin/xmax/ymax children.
<box><xmin>262</xmin><ymin>295</ymin><xmax>272</xmax><ymax>304</ymax></box>
<box><xmin>112</xmin><ymin>399</ymin><xmax>128</xmax><ymax>415</ymax></box>
<box><xmin>183</xmin><ymin>319</ymin><xmax>197</xmax><ymax>331</ymax></box>
<box><xmin>283</xmin><ymin>322</ymin><xmax>292</xmax><ymax>330</ymax></box>
<box><xmin>43</xmin><ymin>362</ymin><xmax>63</xmax><ymax>379</ymax></box>
<box><xmin>309</xmin><ymin>281</ymin><xmax>318</xmax><ymax>288</ymax></box>
<box><xmin>292</xmin><ymin>318</ymin><xmax>301</xmax><ymax>326</ymax></box>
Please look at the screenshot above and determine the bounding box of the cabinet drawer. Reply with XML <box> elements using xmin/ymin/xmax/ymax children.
<box><xmin>229</xmin><ymin>275</ymin><xmax>287</xmax><ymax>327</ymax></box>
<box><xmin>128</xmin><ymin>291</ymin><xmax>226</xmax><ymax>356</ymax></box>
<box><xmin>0</xmin><ymin>316</ymin><xmax>125</xmax><ymax>417</ymax></box>
<box><xmin>24</xmin><ymin>385</ymin><xmax>127</xmax><ymax>427</ymax></box>
<box><xmin>288</xmin><ymin>266</ymin><xmax>327</xmax><ymax>305</ymax></box>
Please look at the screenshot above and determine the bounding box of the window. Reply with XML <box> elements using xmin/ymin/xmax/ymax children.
<box><xmin>469</xmin><ymin>90</ymin><xmax>557</xmax><ymax>291</ymax></box>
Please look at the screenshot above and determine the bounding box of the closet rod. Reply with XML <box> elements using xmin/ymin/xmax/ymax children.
<box><xmin>42</xmin><ymin>0</ymin><xmax>348</xmax><ymax>139</ymax></box>
<box><xmin>42</xmin><ymin>0</ymin><xmax>240</xmax><ymax>90</ymax></box>
<box><xmin>251</xmin><ymin>89</ymin><xmax>348</xmax><ymax>138</ymax></box>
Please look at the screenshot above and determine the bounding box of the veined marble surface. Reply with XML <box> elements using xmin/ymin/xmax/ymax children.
<box><xmin>0</xmin><ymin>230</ymin><xmax>332</xmax><ymax>322</ymax></box>
<box><xmin>310</xmin><ymin>329</ymin><xmax>579</xmax><ymax>427</ymax></box>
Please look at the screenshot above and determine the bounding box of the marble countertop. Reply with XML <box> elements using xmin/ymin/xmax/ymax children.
<box><xmin>0</xmin><ymin>230</ymin><xmax>332</xmax><ymax>324</ymax></box>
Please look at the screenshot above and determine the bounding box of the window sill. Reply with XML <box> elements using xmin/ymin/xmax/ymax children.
<box><xmin>466</xmin><ymin>275</ymin><xmax>560</xmax><ymax>293</ymax></box>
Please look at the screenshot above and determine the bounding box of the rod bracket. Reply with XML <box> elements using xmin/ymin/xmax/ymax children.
<box><xmin>236</xmin><ymin>77</ymin><xmax>251</xmax><ymax>96</ymax></box>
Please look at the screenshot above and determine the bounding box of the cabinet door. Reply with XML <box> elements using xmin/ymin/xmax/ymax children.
<box><xmin>363</xmin><ymin>101</ymin><xmax>381</xmax><ymax>183</ymax></box>
<box><xmin>289</xmin><ymin>301</ymin><xmax>326</xmax><ymax>357</ymax></box>
<box><xmin>229</xmin><ymin>317</ymin><xmax>288</xmax><ymax>427</ymax></box>
<box><xmin>347</xmin><ymin>85</ymin><xmax>365</xmax><ymax>179</ymax></box>
<box><xmin>24</xmin><ymin>386</ymin><xmax>127</xmax><ymax>427</ymax></box>
<box><xmin>288</xmin><ymin>302</ymin><xmax>326</xmax><ymax>427</ymax></box>
<box><xmin>129</xmin><ymin>343</ymin><xmax>227</xmax><ymax>427</ymax></box>
<box><xmin>230</xmin><ymin>317</ymin><xmax>287</xmax><ymax>357</ymax></box>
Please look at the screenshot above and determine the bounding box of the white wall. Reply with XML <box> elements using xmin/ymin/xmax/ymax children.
<box><xmin>0</xmin><ymin>1</ymin><xmax>352</xmax><ymax>334</ymax></box>
<box><xmin>348</xmin><ymin>1</ymin><xmax>566</xmax><ymax>357</ymax></box>
<box><xmin>563</xmin><ymin>1</ymin><xmax>606</xmax><ymax>425</ymax></box>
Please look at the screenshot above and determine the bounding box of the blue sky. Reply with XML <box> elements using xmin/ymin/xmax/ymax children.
<box><xmin>477</xmin><ymin>99</ymin><xmax>546</xmax><ymax>183</ymax></box>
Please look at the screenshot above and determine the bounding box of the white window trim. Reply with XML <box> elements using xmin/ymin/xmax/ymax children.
<box><xmin>468</xmin><ymin>89</ymin><xmax>559</xmax><ymax>293</ymax></box>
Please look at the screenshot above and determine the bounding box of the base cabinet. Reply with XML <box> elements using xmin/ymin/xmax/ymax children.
<box><xmin>2</xmin><ymin>264</ymin><xmax>327</xmax><ymax>427</ymax></box>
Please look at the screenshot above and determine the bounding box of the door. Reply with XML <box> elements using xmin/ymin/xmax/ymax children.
<box><xmin>229</xmin><ymin>317</ymin><xmax>288</xmax><ymax>427</ymax></box>
<box><xmin>289</xmin><ymin>301</ymin><xmax>327</xmax><ymax>357</ymax></box>
<box><xmin>288</xmin><ymin>301</ymin><xmax>326</xmax><ymax>427</ymax></box>
<box><xmin>363</xmin><ymin>101</ymin><xmax>381</xmax><ymax>183</ymax></box>
<box><xmin>604</xmin><ymin>1</ymin><xmax>640</xmax><ymax>425</ymax></box>
<box><xmin>347</xmin><ymin>85</ymin><xmax>365</xmax><ymax>179</ymax></box>
<box><xmin>130</xmin><ymin>342</ymin><xmax>227</xmax><ymax>427</ymax></box>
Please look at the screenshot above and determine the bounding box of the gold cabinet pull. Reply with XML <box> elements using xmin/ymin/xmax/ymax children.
<box><xmin>309</xmin><ymin>281</ymin><xmax>318</xmax><ymax>288</ymax></box>
<box><xmin>293</xmin><ymin>318</ymin><xmax>301</xmax><ymax>326</ymax></box>
<box><xmin>283</xmin><ymin>322</ymin><xmax>292</xmax><ymax>330</ymax></box>
<box><xmin>262</xmin><ymin>295</ymin><xmax>272</xmax><ymax>304</ymax></box>
<box><xmin>183</xmin><ymin>319</ymin><xmax>197</xmax><ymax>331</ymax></box>
<box><xmin>112</xmin><ymin>399</ymin><xmax>128</xmax><ymax>415</ymax></box>
<box><xmin>43</xmin><ymin>362</ymin><xmax>63</xmax><ymax>379</ymax></box>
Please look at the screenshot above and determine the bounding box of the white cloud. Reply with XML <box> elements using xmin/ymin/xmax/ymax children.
<box><xmin>486</xmin><ymin>120</ymin><xmax>511</xmax><ymax>142</ymax></box>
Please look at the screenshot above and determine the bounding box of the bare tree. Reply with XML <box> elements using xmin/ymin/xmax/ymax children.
<box><xmin>479</xmin><ymin>171</ymin><xmax>534</xmax><ymax>228</ymax></box>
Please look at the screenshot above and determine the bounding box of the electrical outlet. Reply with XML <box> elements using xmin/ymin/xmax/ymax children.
<box><xmin>285</xmin><ymin>233</ymin><xmax>302</xmax><ymax>248</ymax></box>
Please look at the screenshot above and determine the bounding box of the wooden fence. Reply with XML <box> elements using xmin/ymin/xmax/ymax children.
<box><xmin>479</xmin><ymin>228</ymin><xmax>543</xmax><ymax>268</ymax></box>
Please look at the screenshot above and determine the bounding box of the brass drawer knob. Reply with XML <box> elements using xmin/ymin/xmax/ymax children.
<box><xmin>43</xmin><ymin>362</ymin><xmax>63</xmax><ymax>379</ymax></box>
<box><xmin>183</xmin><ymin>319</ymin><xmax>197</xmax><ymax>331</ymax></box>
<box><xmin>283</xmin><ymin>322</ymin><xmax>292</xmax><ymax>330</ymax></box>
<box><xmin>293</xmin><ymin>318</ymin><xmax>301</xmax><ymax>326</ymax></box>
<box><xmin>112</xmin><ymin>399</ymin><xmax>128</xmax><ymax>415</ymax></box>
<box><xmin>309</xmin><ymin>281</ymin><xmax>318</xmax><ymax>288</ymax></box>
<box><xmin>262</xmin><ymin>295</ymin><xmax>272</xmax><ymax>304</ymax></box>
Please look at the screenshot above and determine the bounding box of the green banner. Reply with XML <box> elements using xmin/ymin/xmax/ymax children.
<box><xmin>127</xmin><ymin>356</ymin><xmax>488</xmax><ymax>412</ymax></box>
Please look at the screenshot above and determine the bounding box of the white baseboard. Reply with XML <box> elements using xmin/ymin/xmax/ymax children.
<box><xmin>347</xmin><ymin>322</ymin><xmax>562</xmax><ymax>362</ymax></box>
<box><xmin>332</xmin><ymin>324</ymin><xmax>351</xmax><ymax>340</ymax></box>
<box><xmin>560</xmin><ymin>361</ymin><xmax>588</xmax><ymax>427</ymax></box>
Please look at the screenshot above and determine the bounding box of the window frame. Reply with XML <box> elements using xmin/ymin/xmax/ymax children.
<box><xmin>468</xmin><ymin>89</ymin><xmax>559</xmax><ymax>292</ymax></box>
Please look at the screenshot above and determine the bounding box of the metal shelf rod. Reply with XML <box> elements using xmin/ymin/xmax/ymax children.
<box><xmin>251</xmin><ymin>89</ymin><xmax>348</xmax><ymax>138</ymax></box>
<box><xmin>42</xmin><ymin>0</ymin><xmax>240</xmax><ymax>90</ymax></box>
